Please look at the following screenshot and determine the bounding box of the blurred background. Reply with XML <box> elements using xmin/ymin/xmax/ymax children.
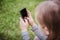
<box><xmin>0</xmin><ymin>0</ymin><xmax>44</xmax><ymax>40</ymax></box>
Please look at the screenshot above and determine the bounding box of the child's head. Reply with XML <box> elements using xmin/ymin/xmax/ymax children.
<box><xmin>35</xmin><ymin>1</ymin><xmax>60</xmax><ymax>40</ymax></box>
<box><xmin>45</xmin><ymin>0</ymin><xmax>60</xmax><ymax>6</ymax></box>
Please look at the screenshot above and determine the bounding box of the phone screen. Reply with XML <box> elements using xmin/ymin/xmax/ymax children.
<box><xmin>20</xmin><ymin>8</ymin><xmax>28</xmax><ymax>19</ymax></box>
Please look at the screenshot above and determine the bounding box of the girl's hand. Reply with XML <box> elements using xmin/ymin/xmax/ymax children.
<box><xmin>20</xmin><ymin>17</ymin><xmax>28</xmax><ymax>32</ymax></box>
<box><xmin>27</xmin><ymin>10</ymin><xmax>36</xmax><ymax>27</ymax></box>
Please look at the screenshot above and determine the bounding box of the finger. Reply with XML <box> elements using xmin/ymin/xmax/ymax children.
<box><xmin>20</xmin><ymin>17</ymin><xmax>24</xmax><ymax>23</ymax></box>
<box><xmin>27</xmin><ymin>9</ymin><xmax>31</xmax><ymax>17</ymax></box>
<box><xmin>26</xmin><ymin>17</ymin><xmax>30</xmax><ymax>23</ymax></box>
<box><xmin>24</xmin><ymin>19</ymin><xmax>28</xmax><ymax>24</ymax></box>
<box><xmin>20</xmin><ymin>17</ymin><xmax>23</xmax><ymax>22</ymax></box>
<box><xmin>26</xmin><ymin>17</ymin><xmax>29</xmax><ymax>20</ymax></box>
<box><xmin>24</xmin><ymin>17</ymin><xmax>27</xmax><ymax>19</ymax></box>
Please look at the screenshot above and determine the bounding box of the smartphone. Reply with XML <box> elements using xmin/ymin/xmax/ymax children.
<box><xmin>20</xmin><ymin>8</ymin><xmax>28</xmax><ymax>19</ymax></box>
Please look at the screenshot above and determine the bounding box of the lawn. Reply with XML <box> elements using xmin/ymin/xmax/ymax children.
<box><xmin>0</xmin><ymin>0</ymin><xmax>43</xmax><ymax>40</ymax></box>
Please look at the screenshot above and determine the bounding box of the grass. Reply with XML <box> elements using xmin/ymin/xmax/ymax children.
<box><xmin>0</xmin><ymin>0</ymin><xmax>43</xmax><ymax>40</ymax></box>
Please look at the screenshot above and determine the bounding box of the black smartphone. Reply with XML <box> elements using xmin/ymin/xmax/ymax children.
<box><xmin>20</xmin><ymin>8</ymin><xmax>28</xmax><ymax>19</ymax></box>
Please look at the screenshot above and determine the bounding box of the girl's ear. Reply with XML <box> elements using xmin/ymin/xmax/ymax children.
<box><xmin>44</xmin><ymin>27</ymin><xmax>49</xmax><ymax>36</ymax></box>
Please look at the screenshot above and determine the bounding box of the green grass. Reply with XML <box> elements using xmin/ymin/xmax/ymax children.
<box><xmin>0</xmin><ymin>0</ymin><xmax>43</xmax><ymax>40</ymax></box>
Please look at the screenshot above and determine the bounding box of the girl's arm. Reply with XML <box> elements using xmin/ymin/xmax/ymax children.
<box><xmin>32</xmin><ymin>24</ymin><xmax>47</xmax><ymax>40</ymax></box>
<box><xmin>27</xmin><ymin>10</ymin><xmax>47</xmax><ymax>40</ymax></box>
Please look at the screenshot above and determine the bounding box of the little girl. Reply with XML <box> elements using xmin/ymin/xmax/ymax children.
<box><xmin>20</xmin><ymin>1</ymin><xmax>60</xmax><ymax>40</ymax></box>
